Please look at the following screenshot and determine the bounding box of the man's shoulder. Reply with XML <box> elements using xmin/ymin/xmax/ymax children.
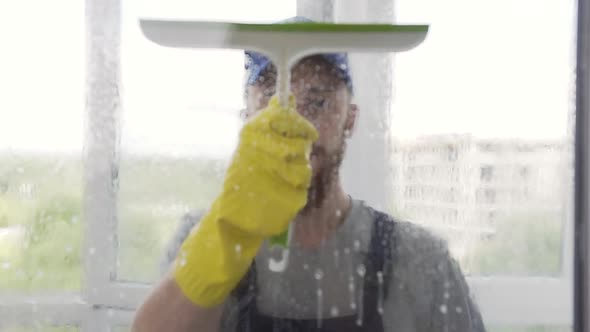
<box><xmin>393</xmin><ymin>219</ymin><xmax>450</xmax><ymax>258</ymax></box>
<box><xmin>384</xmin><ymin>215</ymin><xmax>456</xmax><ymax>292</ymax></box>
<box><xmin>361</xmin><ymin>204</ymin><xmax>449</xmax><ymax>259</ymax></box>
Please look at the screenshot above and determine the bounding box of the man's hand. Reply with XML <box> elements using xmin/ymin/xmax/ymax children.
<box><xmin>174</xmin><ymin>95</ymin><xmax>318</xmax><ymax>307</ymax></box>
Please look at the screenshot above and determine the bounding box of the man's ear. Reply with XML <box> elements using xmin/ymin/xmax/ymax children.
<box><xmin>344</xmin><ymin>103</ymin><xmax>358</xmax><ymax>137</ymax></box>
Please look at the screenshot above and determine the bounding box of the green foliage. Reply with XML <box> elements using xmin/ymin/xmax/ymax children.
<box><xmin>0</xmin><ymin>154</ymin><xmax>226</xmax><ymax>288</ymax></box>
<box><xmin>466</xmin><ymin>211</ymin><xmax>563</xmax><ymax>276</ymax></box>
<box><xmin>116</xmin><ymin>156</ymin><xmax>225</xmax><ymax>282</ymax></box>
<box><xmin>0</xmin><ymin>154</ymin><xmax>83</xmax><ymax>291</ymax></box>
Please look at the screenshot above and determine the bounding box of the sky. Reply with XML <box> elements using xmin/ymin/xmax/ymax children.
<box><xmin>0</xmin><ymin>0</ymin><xmax>576</xmax><ymax>157</ymax></box>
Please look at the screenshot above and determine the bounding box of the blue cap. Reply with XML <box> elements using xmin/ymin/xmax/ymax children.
<box><xmin>244</xmin><ymin>16</ymin><xmax>353</xmax><ymax>93</ymax></box>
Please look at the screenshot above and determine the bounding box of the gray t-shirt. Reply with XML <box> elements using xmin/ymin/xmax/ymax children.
<box><xmin>161</xmin><ymin>199</ymin><xmax>485</xmax><ymax>332</ymax></box>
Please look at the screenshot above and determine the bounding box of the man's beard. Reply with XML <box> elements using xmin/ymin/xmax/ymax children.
<box><xmin>303</xmin><ymin>137</ymin><xmax>346</xmax><ymax>212</ymax></box>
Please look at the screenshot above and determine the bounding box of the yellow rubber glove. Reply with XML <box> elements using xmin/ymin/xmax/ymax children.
<box><xmin>173</xmin><ymin>95</ymin><xmax>318</xmax><ymax>307</ymax></box>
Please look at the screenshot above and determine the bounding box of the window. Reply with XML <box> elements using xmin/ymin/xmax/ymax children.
<box><xmin>481</xmin><ymin>165</ymin><xmax>495</xmax><ymax>182</ymax></box>
<box><xmin>0</xmin><ymin>0</ymin><xmax>579</xmax><ymax>331</ymax></box>
<box><xmin>393</xmin><ymin>0</ymin><xmax>575</xmax><ymax>329</ymax></box>
<box><xmin>448</xmin><ymin>145</ymin><xmax>458</xmax><ymax>161</ymax></box>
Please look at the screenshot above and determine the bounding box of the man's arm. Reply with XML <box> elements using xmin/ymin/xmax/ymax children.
<box><xmin>134</xmin><ymin>96</ymin><xmax>318</xmax><ymax>331</ymax></box>
<box><xmin>132</xmin><ymin>273</ymin><xmax>223</xmax><ymax>332</ymax></box>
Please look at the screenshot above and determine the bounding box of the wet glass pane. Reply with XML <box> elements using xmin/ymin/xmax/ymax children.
<box><xmin>393</xmin><ymin>0</ymin><xmax>575</xmax><ymax>277</ymax></box>
<box><xmin>0</xmin><ymin>1</ymin><xmax>84</xmax><ymax>291</ymax></box>
<box><xmin>124</xmin><ymin>0</ymin><xmax>575</xmax><ymax>331</ymax></box>
<box><xmin>116</xmin><ymin>0</ymin><xmax>296</xmax><ymax>282</ymax></box>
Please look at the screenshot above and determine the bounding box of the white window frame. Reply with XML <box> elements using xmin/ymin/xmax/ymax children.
<box><xmin>0</xmin><ymin>0</ymin><xmax>579</xmax><ymax>330</ymax></box>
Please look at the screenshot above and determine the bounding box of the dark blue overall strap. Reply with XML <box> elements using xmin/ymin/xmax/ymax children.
<box><xmin>366</xmin><ymin>207</ymin><xmax>395</xmax><ymax>301</ymax></box>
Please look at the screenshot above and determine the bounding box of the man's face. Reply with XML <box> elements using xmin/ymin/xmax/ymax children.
<box><xmin>244</xmin><ymin>56</ymin><xmax>356</xmax><ymax>177</ymax></box>
<box><xmin>244</xmin><ymin>56</ymin><xmax>357</xmax><ymax>209</ymax></box>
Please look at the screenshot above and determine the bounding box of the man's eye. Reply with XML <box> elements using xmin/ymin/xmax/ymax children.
<box><xmin>313</xmin><ymin>99</ymin><xmax>326</xmax><ymax>108</ymax></box>
<box><xmin>305</xmin><ymin>98</ymin><xmax>325</xmax><ymax>109</ymax></box>
<box><xmin>263</xmin><ymin>87</ymin><xmax>275</xmax><ymax>97</ymax></box>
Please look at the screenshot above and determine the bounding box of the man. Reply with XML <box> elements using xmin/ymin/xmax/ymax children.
<box><xmin>132</xmin><ymin>18</ymin><xmax>485</xmax><ymax>332</ymax></box>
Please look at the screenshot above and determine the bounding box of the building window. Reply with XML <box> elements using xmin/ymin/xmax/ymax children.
<box><xmin>481</xmin><ymin>165</ymin><xmax>494</xmax><ymax>182</ymax></box>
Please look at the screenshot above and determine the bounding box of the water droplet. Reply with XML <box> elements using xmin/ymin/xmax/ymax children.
<box><xmin>179</xmin><ymin>258</ymin><xmax>187</xmax><ymax>267</ymax></box>
<box><xmin>317</xmin><ymin>286</ymin><xmax>324</xmax><ymax>328</ymax></box>
<box><xmin>377</xmin><ymin>271</ymin><xmax>384</xmax><ymax>314</ymax></box>
<box><xmin>107</xmin><ymin>309</ymin><xmax>114</xmax><ymax>317</ymax></box>
<box><xmin>330</xmin><ymin>306</ymin><xmax>339</xmax><ymax>317</ymax></box>
<box><xmin>349</xmin><ymin>278</ymin><xmax>356</xmax><ymax>310</ymax></box>
<box><xmin>65</xmin><ymin>246</ymin><xmax>72</xmax><ymax>253</ymax></box>
<box><xmin>248</xmin><ymin>166</ymin><xmax>254</xmax><ymax>172</ymax></box>
<box><xmin>456</xmin><ymin>306</ymin><xmax>463</xmax><ymax>314</ymax></box>
<box><xmin>314</xmin><ymin>269</ymin><xmax>324</xmax><ymax>280</ymax></box>
<box><xmin>356</xmin><ymin>264</ymin><xmax>366</xmax><ymax>277</ymax></box>
<box><xmin>88</xmin><ymin>248</ymin><xmax>96</xmax><ymax>255</ymax></box>
<box><xmin>1</xmin><ymin>262</ymin><xmax>11</xmax><ymax>270</ymax></box>
<box><xmin>233</xmin><ymin>184</ymin><xmax>240</xmax><ymax>191</ymax></box>
<box><xmin>235</xmin><ymin>243</ymin><xmax>242</xmax><ymax>254</ymax></box>
<box><xmin>119</xmin><ymin>293</ymin><xmax>126</xmax><ymax>299</ymax></box>
<box><xmin>444</xmin><ymin>291</ymin><xmax>450</xmax><ymax>299</ymax></box>
<box><xmin>356</xmin><ymin>275</ymin><xmax>365</xmax><ymax>326</ymax></box>
<box><xmin>439</xmin><ymin>304</ymin><xmax>448</xmax><ymax>314</ymax></box>
<box><xmin>344</xmin><ymin>247</ymin><xmax>351</xmax><ymax>255</ymax></box>
<box><xmin>335</xmin><ymin>209</ymin><xmax>342</xmax><ymax>217</ymax></box>
<box><xmin>354</xmin><ymin>240</ymin><xmax>361</xmax><ymax>251</ymax></box>
<box><xmin>303</xmin><ymin>263</ymin><xmax>309</xmax><ymax>270</ymax></box>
